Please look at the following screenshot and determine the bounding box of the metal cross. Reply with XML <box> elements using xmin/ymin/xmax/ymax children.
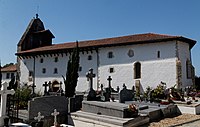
<box><xmin>43</xmin><ymin>82</ymin><xmax>49</xmax><ymax>96</ymax></box>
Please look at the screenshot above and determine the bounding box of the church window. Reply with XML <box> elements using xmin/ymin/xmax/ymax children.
<box><xmin>40</xmin><ymin>58</ymin><xmax>44</xmax><ymax>63</ymax></box>
<box><xmin>128</xmin><ymin>49</ymin><xmax>134</xmax><ymax>57</ymax></box>
<box><xmin>11</xmin><ymin>73</ymin><xmax>15</xmax><ymax>79</ymax></box>
<box><xmin>186</xmin><ymin>60</ymin><xmax>192</xmax><ymax>79</ymax></box>
<box><xmin>88</xmin><ymin>55</ymin><xmax>92</xmax><ymax>60</ymax></box>
<box><xmin>134</xmin><ymin>62</ymin><xmax>141</xmax><ymax>79</ymax></box>
<box><xmin>157</xmin><ymin>51</ymin><xmax>160</xmax><ymax>58</ymax></box>
<box><xmin>109</xmin><ymin>67</ymin><xmax>114</xmax><ymax>73</ymax></box>
<box><xmin>54</xmin><ymin>68</ymin><xmax>58</xmax><ymax>74</ymax></box>
<box><xmin>79</xmin><ymin>66</ymin><xmax>82</xmax><ymax>72</ymax></box>
<box><xmin>42</xmin><ymin>68</ymin><xmax>46</xmax><ymax>74</ymax></box>
<box><xmin>108</xmin><ymin>52</ymin><xmax>114</xmax><ymax>58</ymax></box>
<box><xmin>54</xmin><ymin>57</ymin><xmax>58</xmax><ymax>62</ymax></box>
<box><xmin>6</xmin><ymin>73</ymin><xmax>10</xmax><ymax>79</ymax></box>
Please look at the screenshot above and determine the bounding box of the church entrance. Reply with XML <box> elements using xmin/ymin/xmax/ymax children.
<box><xmin>52</xmin><ymin>80</ymin><xmax>60</xmax><ymax>92</ymax></box>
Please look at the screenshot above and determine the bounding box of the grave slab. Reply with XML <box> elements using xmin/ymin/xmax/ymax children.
<box><xmin>125</xmin><ymin>101</ymin><xmax>178</xmax><ymax>118</ymax></box>
<box><xmin>175</xmin><ymin>102</ymin><xmax>200</xmax><ymax>115</ymax></box>
<box><xmin>71</xmin><ymin>111</ymin><xmax>149</xmax><ymax>127</ymax></box>
<box><xmin>82</xmin><ymin>101</ymin><xmax>133</xmax><ymax>118</ymax></box>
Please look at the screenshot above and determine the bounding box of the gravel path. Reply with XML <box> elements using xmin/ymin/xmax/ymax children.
<box><xmin>145</xmin><ymin>114</ymin><xmax>200</xmax><ymax>127</ymax></box>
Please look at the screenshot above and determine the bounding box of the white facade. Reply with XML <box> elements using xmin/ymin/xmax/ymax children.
<box><xmin>18</xmin><ymin>40</ymin><xmax>194</xmax><ymax>94</ymax></box>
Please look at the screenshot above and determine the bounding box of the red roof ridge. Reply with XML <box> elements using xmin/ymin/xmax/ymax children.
<box><xmin>16</xmin><ymin>33</ymin><xmax>196</xmax><ymax>56</ymax></box>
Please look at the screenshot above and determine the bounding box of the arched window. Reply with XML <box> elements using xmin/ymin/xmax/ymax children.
<box><xmin>134</xmin><ymin>62</ymin><xmax>141</xmax><ymax>79</ymax></box>
<box><xmin>54</xmin><ymin>68</ymin><xmax>58</xmax><ymax>74</ymax></box>
<box><xmin>157</xmin><ymin>51</ymin><xmax>160</xmax><ymax>58</ymax></box>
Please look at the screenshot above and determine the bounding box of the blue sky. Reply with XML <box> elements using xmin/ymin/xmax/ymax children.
<box><xmin>0</xmin><ymin>0</ymin><xmax>200</xmax><ymax>76</ymax></box>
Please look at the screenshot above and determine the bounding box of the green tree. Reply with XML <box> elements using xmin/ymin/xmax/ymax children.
<box><xmin>63</xmin><ymin>41</ymin><xmax>80</xmax><ymax>97</ymax></box>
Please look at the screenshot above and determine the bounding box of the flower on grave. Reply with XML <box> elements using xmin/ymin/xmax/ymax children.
<box><xmin>128</xmin><ymin>104</ymin><xmax>138</xmax><ymax>113</ymax></box>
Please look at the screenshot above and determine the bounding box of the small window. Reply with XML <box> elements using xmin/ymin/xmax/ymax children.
<box><xmin>11</xmin><ymin>73</ymin><xmax>15</xmax><ymax>79</ymax></box>
<box><xmin>54</xmin><ymin>57</ymin><xmax>58</xmax><ymax>62</ymax></box>
<box><xmin>157</xmin><ymin>51</ymin><xmax>160</xmax><ymax>58</ymax></box>
<box><xmin>128</xmin><ymin>49</ymin><xmax>134</xmax><ymax>57</ymax></box>
<box><xmin>88</xmin><ymin>55</ymin><xmax>92</xmax><ymax>60</ymax></box>
<box><xmin>6</xmin><ymin>73</ymin><xmax>10</xmax><ymax>79</ymax></box>
<box><xmin>29</xmin><ymin>71</ymin><xmax>33</xmax><ymax>77</ymax></box>
<box><xmin>108</xmin><ymin>52</ymin><xmax>114</xmax><ymax>58</ymax></box>
<box><xmin>40</xmin><ymin>58</ymin><xmax>44</xmax><ymax>63</ymax></box>
<box><xmin>42</xmin><ymin>68</ymin><xmax>46</xmax><ymax>74</ymax></box>
<box><xmin>109</xmin><ymin>67</ymin><xmax>114</xmax><ymax>73</ymax></box>
<box><xmin>54</xmin><ymin>68</ymin><xmax>58</xmax><ymax>74</ymax></box>
<box><xmin>79</xmin><ymin>66</ymin><xmax>82</xmax><ymax>72</ymax></box>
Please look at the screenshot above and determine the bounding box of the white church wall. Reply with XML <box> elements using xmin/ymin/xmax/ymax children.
<box><xmin>77</xmin><ymin>51</ymin><xmax>98</xmax><ymax>92</ymax></box>
<box><xmin>98</xmin><ymin>41</ymin><xmax>177</xmax><ymax>91</ymax></box>
<box><xmin>141</xmin><ymin>58</ymin><xmax>177</xmax><ymax>90</ymax></box>
<box><xmin>34</xmin><ymin>55</ymin><xmax>68</xmax><ymax>93</ymax></box>
<box><xmin>177</xmin><ymin>41</ymin><xmax>193</xmax><ymax>87</ymax></box>
<box><xmin>19</xmin><ymin>58</ymin><xmax>33</xmax><ymax>86</ymax></box>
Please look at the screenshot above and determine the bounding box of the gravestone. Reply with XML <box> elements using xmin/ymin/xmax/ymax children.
<box><xmin>84</xmin><ymin>68</ymin><xmax>96</xmax><ymax>101</ymax></box>
<box><xmin>28</xmin><ymin>96</ymin><xmax>68</xmax><ymax>125</ymax></box>
<box><xmin>0</xmin><ymin>82</ymin><xmax>15</xmax><ymax>126</ymax></box>
<box><xmin>34</xmin><ymin>112</ymin><xmax>44</xmax><ymax>127</ymax></box>
<box><xmin>51</xmin><ymin>109</ymin><xmax>59</xmax><ymax>126</ymax></box>
<box><xmin>119</xmin><ymin>84</ymin><xmax>134</xmax><ymax>103</ymax></box>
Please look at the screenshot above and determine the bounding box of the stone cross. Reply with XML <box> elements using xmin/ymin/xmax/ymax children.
<box><xmin>43</xmin><ymin>82</ymin><xmax>49</xmax><ymax>96</ymax></box>
<box><xmin>51</xmin><ymin>109</ymin><xmax>59</xmax><ymax>126</ymax></box>
<box><xmin>34</xmin><ymin>112</ymin><xmax>44</xmax><ymax>122</ymax></box>
<box><xmin>86</xmin><ymin>68</ymin><xmax>96</xmax><ymax>90</ymax></box>
<box><xmin>107</xmin><ymin>76</ymin><xmax>112</xmax><ymax>89</ymax></box>
<box><xmin>0</xmin><ymin>82</ymin><xmax>15</xmax><ymax>126</ymax></box>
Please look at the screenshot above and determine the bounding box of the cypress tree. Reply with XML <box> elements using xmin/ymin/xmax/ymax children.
<box><xmin>63</xmin><ymin>41</ymin><xmax>80</xmax><ymax>97</ymax></box>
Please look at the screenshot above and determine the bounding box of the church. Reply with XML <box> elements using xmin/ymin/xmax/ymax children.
<box><xmin>15</xmin><ymin>15</ymin><xmax>196</xmax><ymax>94</ymax></box>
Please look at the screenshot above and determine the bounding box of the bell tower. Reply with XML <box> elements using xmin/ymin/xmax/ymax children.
<box><xmin>17</xmin><ymin>14</ymin><xmax>55</xmax><ymax>52</ymax></box>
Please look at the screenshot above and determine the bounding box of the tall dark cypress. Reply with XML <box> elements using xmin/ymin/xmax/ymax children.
<box><xmin>63</xmin><ymin>41</ymin><xmax>80</xmax><ymax>97</ymax></box>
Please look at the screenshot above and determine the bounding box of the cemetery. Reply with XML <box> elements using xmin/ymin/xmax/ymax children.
<box><xmin>0</xmin><ymin>68</ymin><xmax>200</xmax><ymax>127</ymax></box>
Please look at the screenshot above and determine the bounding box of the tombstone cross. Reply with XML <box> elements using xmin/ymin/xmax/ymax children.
<box><xmin>51</xmin><ymin>109</ymin><xmax>59</xmax><ymax>126</ymax></box>
<box><xmin>31</xmin><ymin>83</ymin><xmax>36</xmax><ymax>95</ymax></box>
<box><xmin>34</xmin><ymin>112</ymin><xmax>44</xmax><ymax>122</ymax></box>
<box><xmin>43</xmin><ymin>82</ymin><xmax>49</xmax><ymax>96</ymax></box>
<box><xmin>0</xmin><ymin>82</ymin><xmax>15</xmax><ymax>126</ymax></box>
<box><xmin>107</xmin><ymin>76</ymin><xmax>112</xmax><ymax>89</ymax></box>
<box><xmin>86</xmin><ymin>68</ymin><xmax>96</xmax><ymax>90</ymax></box>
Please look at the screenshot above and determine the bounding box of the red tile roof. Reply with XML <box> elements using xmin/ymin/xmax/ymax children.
<box><xmin>1</xmin><ymin>64</ymin><xmax>17</xmax><ymax>72</ymax></box>
<box><xmin>16</xmin><ymin>33</ymin><xmax>196</xmax><ymax>56</ymax></box>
